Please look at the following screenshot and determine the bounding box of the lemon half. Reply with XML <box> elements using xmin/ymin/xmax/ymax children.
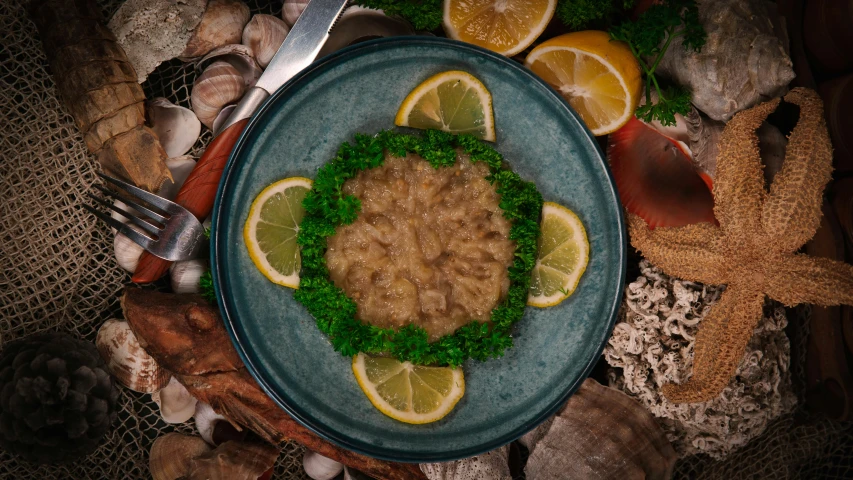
<box><xmin>352</xmin><ymin>353</ymin><xmax>465</xmax><ymax>424</ymax></box>
<box><xmin>528</xmin><ymin>202</ymin><xmax>590</xmax><ymax>307</ymax></box>
<box><xmin>395</xmin><ymin>70</ymin><xmax>495</xmax><ymax>141</ymax></box>
<box><xmin>243</xmin><ymin>177</ymin><xmax>312</xmax><ymax>288</ymax></box>
<box><xmin>443</xmin><ymin>0</ymin><xmax>558</xmax><ymax>57</ymax></box>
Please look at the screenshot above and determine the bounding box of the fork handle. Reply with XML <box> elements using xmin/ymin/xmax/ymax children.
<box><xmin>132</xmin><ymin>119</ymin><xmax>249</xmax><ymax>283</ymax></box>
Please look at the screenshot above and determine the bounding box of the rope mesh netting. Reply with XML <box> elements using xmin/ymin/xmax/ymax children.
<box><xmin>0</xmin><ymin>0</ymin><xmax>850</xmax><ymax>478</ymax></box>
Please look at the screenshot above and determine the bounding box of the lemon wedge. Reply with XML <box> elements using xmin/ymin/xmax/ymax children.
<box><xmin>352</xmin><ymin>353</ymin><xmax>465</xmax><ymax>424</ymax></box>
<box><xmin>443</xmin><ymin>0</ymin><xmax>557</xmax><ymax>57</ymax></box>
<box><xmin>525</xmin><ymin>31</ymin><xmax>642</xmax><ymax>136</ymax></box>
<box><xmin>243</xmin><ymin>177</ymin><xmax>312</xmax><ymax>288</ymax></box>
<box><xmin>528</xmin><ymin>202</ymin><xmax>590</xmax><ymax>307</ymax></box>
<box><xmin>395</xmin><ymin>70</ymin><xmax>495</xmax><ymax>141</ymax></box>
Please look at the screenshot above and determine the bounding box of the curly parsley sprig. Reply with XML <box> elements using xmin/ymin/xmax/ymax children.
<box><xmin>609</xmin><ymin>0</ymin><xmax>706</xmax><ymax>126</ymax></box>
<box><xmin>294</xmin><ymin>130</ymin><xmax>542</xmax><ymax>367</ymax></box>
<box><xmin>355</xmin><ymin>0</ymin><xmax>443</xmax><ymax>31</ymax></box>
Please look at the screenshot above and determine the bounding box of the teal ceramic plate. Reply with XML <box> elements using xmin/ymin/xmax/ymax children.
<box><xmin>211</xmin><ymin>37</ymin><xmax>625</xmax><ymax>463</ymax></box>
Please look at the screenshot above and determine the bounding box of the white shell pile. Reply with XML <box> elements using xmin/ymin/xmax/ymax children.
<box><xmin>604</xmin><ymin>260</ymin><xmax>797</xmax><ymax>459</ymax></box>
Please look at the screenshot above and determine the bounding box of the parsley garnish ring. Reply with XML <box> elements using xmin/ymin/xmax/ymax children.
<box><xmin>293</xmin><ymin>130</ymin><xmax>543</xmax><ymax>367</ymax></box>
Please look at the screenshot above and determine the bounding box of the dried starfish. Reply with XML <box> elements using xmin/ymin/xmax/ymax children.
<box><xmin>629</xmin><ymin>88</ymin><xmax>853</xmax><ymax>403</ymax></box>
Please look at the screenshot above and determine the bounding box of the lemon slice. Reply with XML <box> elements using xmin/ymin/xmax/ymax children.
<box><xmin>395</xmin><ymin>70</ymin><xmax>495</xmax><ymax>142</ymax></box>
<box><xmin>528</xmin><ymin>202</ymin><xmax>590</xmax><ymax>307</ymax></box>
<box><xmin>243</xmin><ymin>177</ymin><xmax>312</xmax><ymax>288</ymax></box>
<box><xmin>443</xmin><ymin>0</ymin><xmax>557</xmax><ymax>57</ymax></box>
<box><xmin>525</xmin><ymin>31</ymin><xmax>642</xmax><ymax>136</ymax></box>
<box><xmin>352</xmin><ymin>353</ymin><xmax>465</xmax><ymax>424</ymax></box>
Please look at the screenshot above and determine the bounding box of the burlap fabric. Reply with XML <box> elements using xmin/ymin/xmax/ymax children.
<box><xmin>0</xmin><ymin>0</ymin><xmax>850</xmax><ymax>478</ymax></box>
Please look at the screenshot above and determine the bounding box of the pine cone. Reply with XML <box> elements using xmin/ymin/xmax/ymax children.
<box><xmin>0</xmin><ymin>332</ymin><xmax>119</xmax><ymax>464</ymax></box>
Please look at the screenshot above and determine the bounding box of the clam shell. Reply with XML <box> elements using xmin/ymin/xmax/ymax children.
<box><xmin>282</xmin><ymin>0</ymin><xmax>309</xmax><ymax>26</ymax></box>
<box><xmin>523</xmin><ymin>378</ymin><xmax>676</xmax><ymax>480</ymax></box>
<box><xmin>181</xmin><ymin>0</ymin><xmax>251</xmax><ymax>59</ymax></box>
<box><xmin>242</xmin><ymin>14</ymin><xmax>289</xmax><ymax>68</ymax></box>
<box><xmin>152</xmin><ymin>377</ymin><xmax>198</xmax><ymax>424</ymax></box>
<box><xmin>147</xmin><ymin>98</ymin><xmax>201</xmax><ymax>158</ymax></box>
<box><xmin>211</xmin><ymin>104</ymin><xmax>237</xmax><ymax>136</ymax></box>
<box><xmin>188</xmin><ymin>440</ymin><xmax>279</xmax><ymax>480</ymax></box>
<box><xmin>96</xmin><ymin>319</ymin><xmax>171</xmax><ymax>393</ymax></box>
<box><xmin>191</xmin><ymin>61</ymin><xmax>246</xmax><ymax>129</ymax></box>
<box><xmin>150</xmin><ymin>433</ymin><xmax>211</xmax><ymax>480</ymax></box>
<box><xmin>199</xmin><ymin>44</ymin><xmax>263</xmax><ymax>88</ymax></box>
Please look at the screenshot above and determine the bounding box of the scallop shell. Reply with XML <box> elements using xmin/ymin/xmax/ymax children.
<box><xmin>242</xmin><ymin>14</ymin><xmax>289</xmax><ymax>68</ymax></box>
<box><xmin>188</xmin><ymin>440</ymin><xmax>279</xmax><ymax>480</ymax></box>
<box><xmin>150</xmin><ymin>433</ymin><xmax>212</xmax><ymax>480</ymax></box>
<box><xmin>181</xmin><ymin>0</ymin><xmax>251</xmax><ymax>59</ymax></box>
<box><xmin>96</xmin><ymin>319</ymin><xmax>171</xmax><ymax>393</ymax></box>
<box><xmin>191</xmin><ymin>61</ymin><xmax>246</xmax><ymax>129</ymax></box>
<box><xmin>199</xmin><ymin>44</ymin><xmax>263</xmax><ymax>88</ymax></box>
<box><xmin>147</xmin><ymin>98</ymin><xmax>201</xmax><ymax>158</ymax></box>
<box><xmin>522</xmin><ymin>378</ymin><xmax>677</xmax><ymax>480</ymax></box>
<box><xmin>282</xmin><ymin>0</ymin><xmax>309</xmax><ymax>26</ymax></box>
<box><xmin>152</xmin><ymin>377</ymin><xmax>198</xmax><ymax>424</ymax></box>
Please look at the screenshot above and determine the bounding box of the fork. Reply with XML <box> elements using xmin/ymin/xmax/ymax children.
<box><xmin>83</xmin><ymin>173</ymin><xmax>206</xmax><ymax>262</ymax></box>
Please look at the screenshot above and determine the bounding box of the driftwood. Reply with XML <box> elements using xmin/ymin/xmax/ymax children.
<box><xmin>28</xmin><ymin>0</ymin><xmax>172</xmax><ymax>192</ymax></box>
<box><xmin>121</xmin><ymin>287</ymin><xmax>427</xmax><ymax>480</ymax></box>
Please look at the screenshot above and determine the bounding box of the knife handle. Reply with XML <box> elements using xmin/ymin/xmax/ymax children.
<box><xmin>132</xmin><ymin>119</ymin><xmax>249</xmax><ymax>283</ymax></box>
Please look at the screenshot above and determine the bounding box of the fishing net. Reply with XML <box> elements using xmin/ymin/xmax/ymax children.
<box><xmin>0</xmin><ymin>0</ymin><xmax>851</xmax><ymax>478</ymax></box>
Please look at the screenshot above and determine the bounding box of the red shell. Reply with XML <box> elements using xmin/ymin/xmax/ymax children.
<box><xmin>608</xmin><ymin>117</ymin><xmax>716</xmax><ymax>229</ymax></box>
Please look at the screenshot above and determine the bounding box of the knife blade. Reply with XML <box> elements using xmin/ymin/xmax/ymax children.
<box><xmin>132</xmin><ymin>0</ymin><xmax>350</xmax><ymax>283</ymax></box>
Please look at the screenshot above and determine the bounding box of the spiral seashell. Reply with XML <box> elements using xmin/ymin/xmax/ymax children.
<box><xmin>96</xmin><ymin>319</ymin><xmax>171</xmax><ymax>393</ymax></box>
<box><xmin>181</xmin><ymin>0</ymin><xmax>250</xmax><ymax>59</ymax></box>
<box><xmin>282</xmin><ymin>0</ymin><xmax>309</xmax><ymax>26</ymax></box>
<box><xmin>149</xmin><ymin>433</ymin><xmax>211</xmax><ymax>480</ymax></box>
<box><xmin>147</xmin><ymin>98</ymin><xmax>201</xmax><ymax>158</ymax></box>
<box><xmin>303</xmin><ymin>451</ymin><xmax>344</xmax><ymax>480</ymax></box>
<box><xmin>191</xmin><ymin>61</ymin><xmax>246</xmax><ymax>129</ymax></box>
<box><xmin>242</xmin><ymin>14</ymin><xmax>289</xmax><ymax>68</ymax></box>
<box><xmin>170</xmin><ymin>258</ymin><xmax>208</xmax><ymax>294</ymax></box>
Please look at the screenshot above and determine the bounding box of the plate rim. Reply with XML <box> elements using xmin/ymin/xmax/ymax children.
<box><xmin>211</xmin><ymin>36</ymin><xmax>627</xmax><ymax>463</ymax></box>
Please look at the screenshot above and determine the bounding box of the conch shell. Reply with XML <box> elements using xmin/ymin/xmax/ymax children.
<box><xmin>181</xmin><ymin>0</ymin><xmax>251</xmax><ymax>59</ymax></box>
<box><xmin>521</xmin><ymin>378</ymin><xmax>677</xmax><ymax>480</ymax></box>
<box><xmin>654</xmin><ymin>0</ymin><xmax>795</xmax><ymax>121</ymax></box>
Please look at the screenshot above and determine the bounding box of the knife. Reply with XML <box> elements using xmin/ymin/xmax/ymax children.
<box><xmin>133</xmin><ymin>0</ymin><xmax>350</xmax><ymax>283</ymax></box>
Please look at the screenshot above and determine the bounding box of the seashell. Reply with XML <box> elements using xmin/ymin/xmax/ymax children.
<box><xmin>96</xmin><ymin>319</ymin><xmax>171</xmax><ymax>393</ymax></box>
<box><xmin>110</xmin><ymin>198</ymin><xmax>140</xmax><ymax>234</ymax></box>
<box><xmin>317</xmin><ymin>7</ymin><xmax>415</xmax><ymax>58</ymax></box>
<box><xmin>242</xmin><ymin>14</ymin><xmax>289</xmax><ymax>68</ymax></box>
<box><xmin>158</xmin><ymin>155</ymin><xmax>197</xmax><ymax>201</ymax></box>
<box><xmin>107</xmin><ymin>0</ymin><xmax>206</xmax><ymax>83</ymax></box>
<box><xmin>188</xmin><ymin>440</ymin><xmax>279</xmax><ymax>480</ymax></box>
<box><xmin>212</xmin><ymin>104</ymin><xmax>237</xmax><ymax>136</ymax></box>
<box><xmin>181</xmin><ymin>0</ymin><xmax>251</xmax><ymax>59</ymax></box>
<box><xmin>522</xmin><ymin>378</ymin><xmax>677</xmax><ymax>480</ymax></box>
<box><xmin>152</xmin><ymin>377</ymin><xmax>198</xmax><ymax>424</ymax></box>
<box><xmin>344</xmin><ymin>467</ymin><xmax>371</xmax><ymax>480</ymax></box>
<box><xmin>282</xmin><ymin>0</ymin><xmax>309</xmax><ymax>26</ymax></box>
<box><xmin>191</xmin><ymin>61</ymin><xmax>246</xmax><ymax>129</ymax></box>
<box><xmin>194</xmin><ymin>401</ymin><xmax>228</xmax><ymax>446</ymax></box>
<box><xmin>303</xmin><ymin>450</ymin><xmax>344</xmax><ymax>480</ymax></box>
<box><xmin>114</xmin><ymin>224</ymin><xmax>145</xmax><ymax>272</ymax></box>
<box><xmin>147</xmin><ymin>98</ymin><xmax>201</xmax><ymax>158</ymax></box>
<box><xmin>170</xmin><ymin>259</ymin><xmax>208</xmax><ymax>294</ymax></box>
<box><xmin>199</xmin><ymin>44</ymin><xmax>263</xmax><ymax>89</ymax></box>
<box><xmin>150</xmin><ymin>432</ymin><xmax>212</xmax><ymax>480</ymax></box>
<box><xmin>608</xmin><ymin>116</ymin><xmax>716</xmax><ymax>229</ymax></box>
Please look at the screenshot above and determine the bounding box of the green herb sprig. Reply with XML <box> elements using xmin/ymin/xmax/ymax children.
<box><xmin>355</xmin><ymin>0</ymin><xmax>443</xmax><ymax>31</ymax></box>
<box><xmin>609</xmin><ymin>0</ymin><xmax>706</xmax><ymax>126</ymax></box>
<box><xmin>294</xmin><ymin>130</ymin><xmax>542</xmax><ymax>367</ymax></box>
<box><xmin>557</xmin><ymin>0</ymin><xmax>634</xmax><ymax>30</ymax></box>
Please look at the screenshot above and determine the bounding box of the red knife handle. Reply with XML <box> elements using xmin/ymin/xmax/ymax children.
<box><xmin>132</xmin><ymin>119</ymin><xmax>249</xmax><ymax>283</ymax></box>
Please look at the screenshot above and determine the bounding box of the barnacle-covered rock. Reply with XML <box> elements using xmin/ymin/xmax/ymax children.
<box><xmin>604</xmin><ymin>261</ymin><xmax>797</xmax><ymax>459</ymax></box>
<box><xmin>0</xmin><ymin>332</ymin><xmax>120</xmax><ymax>464</ymax></box>
<box><xmin>655</xmin><ymin>0</ymin><xmax>795</xmax><ymax>121</ymax></box>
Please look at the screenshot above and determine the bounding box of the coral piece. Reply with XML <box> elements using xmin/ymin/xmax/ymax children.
<box><xmin>27</xmin><ymin>0</ymin><xmax>172</xmax><ymax>192</ymax></box>
<box><xmin>523</xmin><ymin>378</ymin><xmax>677</xmax><ymax>480</ymax></box>
<box><xmin>655</xmin><ymin>0</ymin><xmax>795</xmax><ymax>121</ymax></box>
<box><xmin>0</xmin><ymin>332</ymin><xmax>119</xmax><ymax>464</ymax></box>
<box><xmin>605</xmin><ymin>261</ymin><xmax>797</xmax><ymax>459</ymax></box>
<box><xmin>628</xmin><ymin>88</ymin><xmax>853</xmax><ymax>403</ymax></box>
